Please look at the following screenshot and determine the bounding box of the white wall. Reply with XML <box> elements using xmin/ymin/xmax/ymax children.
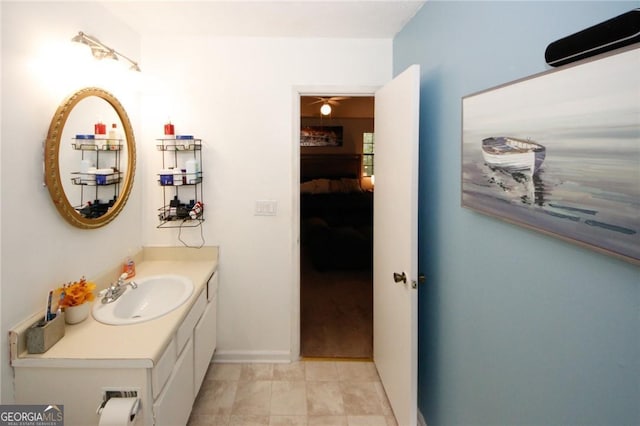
<box><xmin>0</xmin><ymin>2</ymin><xmax>142</xmax><ymax>402</ymax></box>
<box><xmin>138</xmin><ymin>35</ymin><xmax>392</xmax><ymax>360</ymax></box>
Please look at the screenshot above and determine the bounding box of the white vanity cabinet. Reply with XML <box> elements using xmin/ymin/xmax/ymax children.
<box><xmin>194</xmin><ymin>273</ymin><xmax>218</xmax><ymax>395</ymax></box>
<box><xmin>151</xmin><ymin>271</ymin><xmax>218</xmax><ymax>425</ymax></box>
<box><xmin>153</xmin><ymin>339</ymin><xmax>195</xmax><ymax>425</ymax></box>
<box><xmin>11</xmin><ymin>249</ymin><xmax>219</xmax><ymax>426</ymax></box>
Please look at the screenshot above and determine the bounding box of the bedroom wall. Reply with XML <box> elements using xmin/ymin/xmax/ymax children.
<box><xmin>394</xmin><ymin>2</ymin><xmax>640</xmax><ymax>425</ymax></box>
<box><xmin>300</xmin><ymin>117</ymin><xmax>374</xmax><ymax>156</ymax></box>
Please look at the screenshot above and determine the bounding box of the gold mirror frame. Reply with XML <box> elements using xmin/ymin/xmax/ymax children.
<box><xmin>45</xmin><ymin>87</ymin><xmax>136</xmax><ymax>229</ymax></box>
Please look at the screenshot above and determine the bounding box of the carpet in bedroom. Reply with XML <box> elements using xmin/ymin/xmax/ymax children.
<box><xmin>300</xmin><ymin>251</ymin><xmax>373</xmax><ymax>359</ymax></box>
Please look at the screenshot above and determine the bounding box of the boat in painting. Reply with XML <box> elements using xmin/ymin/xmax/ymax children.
<box><xmin>482</xmin><ymin>137</ymin><xmax>546</xmax><ymax>174</ymax></box>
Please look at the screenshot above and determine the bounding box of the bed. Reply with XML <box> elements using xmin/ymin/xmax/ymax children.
<box><xmin>300</xmin><ymin>154</ymin><xmax>373</xmax><ymax>270</ymax></box>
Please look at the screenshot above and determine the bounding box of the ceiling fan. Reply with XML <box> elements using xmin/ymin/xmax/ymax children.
<box><xmin>308</xmin><ymin>96</ymin><xmax>351</xmax><ymax>115</ymax></box>
<box><xmin>308</xmin><ymin>96</ymin><xmax>351</xmax><ymax>106</ymax></box>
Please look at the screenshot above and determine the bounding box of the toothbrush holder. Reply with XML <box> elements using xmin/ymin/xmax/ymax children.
<box><xmin>26</xmin><ymin>313</ymin><xmax>65</xmax><ymax>354</ymax></box>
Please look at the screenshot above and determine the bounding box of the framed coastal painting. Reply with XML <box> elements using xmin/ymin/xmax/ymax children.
<box><xmin>300</xmin><ymin>126</ymin><xmax>343</xmax><ymax>147</ymax></box>
<box><xmin>461</xmin><ymin>45</ymin><xmax>639</xmax><ymax>265</ymax></box>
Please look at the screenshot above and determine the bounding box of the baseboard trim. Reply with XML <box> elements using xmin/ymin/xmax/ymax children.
<box><xmin>213</xmin><ymin>350</ymin><xmax>293</xmax><ymax>363</ymax></box>
<box><xmin>301</xmin><ymin>356</ymin><xmax>373</xmax><ymax>362</ymax></box>
<box><xmin>418</xmin><ymin>409</ymin><xmax>427</xmax><ymax>426</ymax></box>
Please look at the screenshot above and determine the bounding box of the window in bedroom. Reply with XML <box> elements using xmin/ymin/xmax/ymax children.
<box><xmin>362</xmin><ymin>132</ymin><xmax>374</xmax><ymax>177</ymax></box>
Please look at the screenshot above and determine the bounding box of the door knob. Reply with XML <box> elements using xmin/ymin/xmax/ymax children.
<box><xmin>393</xmin><ymin>272</ymin><xmax>407</xmax><ymax>284</ymax></box>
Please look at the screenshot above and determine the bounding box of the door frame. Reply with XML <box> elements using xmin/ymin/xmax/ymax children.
<box><xmin>291</xmin><ymin>85</ymin><xmax>380</xmax><ymax>360</ymax></box>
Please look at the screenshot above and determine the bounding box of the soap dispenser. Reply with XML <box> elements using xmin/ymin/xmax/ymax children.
<box><xmin>122</xmin><ymin>255</ymin><xmax>136</xmax><ymax>279</ymax></box>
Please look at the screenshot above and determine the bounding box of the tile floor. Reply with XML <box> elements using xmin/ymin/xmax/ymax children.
<box><xmin>188</xmin><ymin>360</ymin><xmax>398</xmax><ymax>426</ymax></box>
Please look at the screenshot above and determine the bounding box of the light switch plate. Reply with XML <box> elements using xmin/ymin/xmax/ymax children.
<box><xmin>255</xmin><ymin>200</ymin><xmax>277</xmax><ymax>216</ymax></box>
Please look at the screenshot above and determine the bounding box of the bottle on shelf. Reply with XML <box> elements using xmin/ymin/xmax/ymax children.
<box><xmin>94</xmin><ymin>121</ymin><xmax>106</xmax><ymax>138</ymax></box>
<box><xmin>107</xmin><ymin>123</ymin><xmax>119</xmax><ymax>150</ymax></box>
<box><xmin>164</xmin><ymin>121</ymin><xmax>175</xmax><ymax>138</ymax></box>
<box><xmin>173</xmin><ymin>168</ymin><xmax>184</xmax><ymax>186</ymax></box>
<box><xmin>185</xmin><ymin>158</ymin><xmax>200</xmax><ymax>184</ymax></box>
<box><xmin>189</xmin><ymin>201</ymin><xmax>203</xmax><ymax>219</ymax></box>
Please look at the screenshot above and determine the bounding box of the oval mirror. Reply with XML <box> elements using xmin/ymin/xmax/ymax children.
<box><xmin>45</xmin><ymin>87</ymin><xmax>136</xmax><ymax>229</ymax></box>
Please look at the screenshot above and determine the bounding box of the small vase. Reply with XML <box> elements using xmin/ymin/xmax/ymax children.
<box><xmin>65</xmin><ymin>303</ymin><xmax>91</xmax><ymax>324</ymax></box>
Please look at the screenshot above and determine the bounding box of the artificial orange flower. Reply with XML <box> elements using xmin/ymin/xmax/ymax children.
<box><xmin>58</xmin><ymin>277</ymin><xmax>96</xmax><ymax>307</ymax></box>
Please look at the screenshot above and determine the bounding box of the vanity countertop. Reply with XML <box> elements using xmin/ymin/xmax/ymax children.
<box><xmin>10</xmin><ymin>246</ymin><xmax>218</xmax><ymax>369</ymax></box>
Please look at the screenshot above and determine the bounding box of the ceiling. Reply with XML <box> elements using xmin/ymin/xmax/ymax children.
<box><xmin>103</xmin><ymin>1</ymin><xmax>425</xmax><ymax>38</ymax></box>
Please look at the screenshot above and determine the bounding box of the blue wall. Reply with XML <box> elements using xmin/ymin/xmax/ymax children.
<box><xmin>394</xmin><ymin>2</ymin><xmax>640</xmax><ymax>425</ymax></box>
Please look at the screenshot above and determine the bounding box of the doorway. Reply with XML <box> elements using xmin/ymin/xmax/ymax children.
<box><xmin>299</xmin><ymin>95</ymin><xmax>375</xmax><ymax>359</ymax></box>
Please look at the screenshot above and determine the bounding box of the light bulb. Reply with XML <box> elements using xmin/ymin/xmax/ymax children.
<box><xmin>320</xmin><ymin>103</ymin><xmax>332</xmax><ymax>115</ymax></box>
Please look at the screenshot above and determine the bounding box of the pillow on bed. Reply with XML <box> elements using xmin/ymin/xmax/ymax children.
<box><xmin>301</xmin><ymin>178</ymin><xmax>362</xmax><ymax>194</ymax></box>
<box><xmin>300</xmin><ymin>180</ymin><xmax>316</xmax><ymax>193</ymax></box>
<box><xmin>329</xmin><ymin>179</ymin><xmax>347</xmax><ymax>193</ymax></box>
<box><xmin>313</xmin><ymin>179</ymin><xmax>331</xmax><ymax>194</ymax></box>
<box><xmin>301</xmin><ymin>179</ymin><xmax>330</xmax><ymax>194</ymax></box>
<box><xmin>341</xmin><ymin>178</ymin><xmax>363</xmax><ymax>193</ymax></box>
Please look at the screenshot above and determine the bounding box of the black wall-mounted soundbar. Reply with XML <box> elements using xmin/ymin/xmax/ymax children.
<box><xmin>545</xmin><ymin>8</ymin><xmax>639</xmax><ymax>67</ymax></box>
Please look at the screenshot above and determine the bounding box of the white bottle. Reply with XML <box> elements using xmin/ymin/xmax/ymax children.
<box><xmin>107</xmin><ymin>123</ymin><xmax>118</xmax><ymax>150</ymax></box>
<box><xmin>185</xmin><ymin>159</ymin><xmax>200</xmax><ymax>184</ymax></box>
<box><xmin>173</xmin><ymin>168</ymin><xmax>183</xmax><ymax>186</ymax></box>
<box><xmin>80</xmin><ymin>159</ymin><xmax>93</xmax><ymax>173</ymax></box>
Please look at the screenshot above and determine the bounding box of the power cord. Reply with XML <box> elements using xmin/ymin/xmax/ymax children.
<box><xmin>177</xmin><ymin>218</ymin><xmax>205</xmax><ymax>248</ymax></box>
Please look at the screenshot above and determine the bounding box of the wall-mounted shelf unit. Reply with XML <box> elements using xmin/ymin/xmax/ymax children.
<box><xmin>71</xmin><ymin>137</ymin><xmax>123</xmax><ymax>219</ymax></box>
<box><xmin>156</xmin><ymin>137</ymin><xmax>204</xmax><ymax>228</ymax></box>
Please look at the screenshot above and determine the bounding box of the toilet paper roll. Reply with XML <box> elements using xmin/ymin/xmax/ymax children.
<box><xmin>98</xmin><ymin>397</ymin><xmax>139</xmax><ymax>426</ymax></box>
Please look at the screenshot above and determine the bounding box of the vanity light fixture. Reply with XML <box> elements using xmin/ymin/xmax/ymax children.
<box><xmin>320</xmin><ymin>103</ymin><xmax>332</xmax><ymax>116</ymax></box>
<box><xmin>71</xmin><ymin>31</ymin><xmax>141</xmax><ymax>72</ymax></box>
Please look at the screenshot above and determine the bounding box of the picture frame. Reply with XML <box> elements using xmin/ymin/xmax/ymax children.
<box><xmin>300</xmin><ymin>126</ymin><xmax>343</xmax><ymax>147</ymax></box>
<box><xmin>461</xmin><ymin>46</ymin><xmax>639</xmax><ymax>265</ymax></box>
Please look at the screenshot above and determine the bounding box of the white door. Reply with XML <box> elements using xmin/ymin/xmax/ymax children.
<box><xmin>373</xmin><ymin>64</ymin><xmax>420</xmax><ymax>426</ymax></box>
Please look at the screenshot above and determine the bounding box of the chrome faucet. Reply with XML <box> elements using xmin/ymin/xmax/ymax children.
<box><xmin>101</xmin><ymin>273</ymin><xmax>138</xmax><ymax>304</ymax></box>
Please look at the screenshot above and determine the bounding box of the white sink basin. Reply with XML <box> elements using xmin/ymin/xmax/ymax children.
<box><xmin>92</xmin><ymin>274</ymin><xmax>194</xmax><ymax>325</ymax></box>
